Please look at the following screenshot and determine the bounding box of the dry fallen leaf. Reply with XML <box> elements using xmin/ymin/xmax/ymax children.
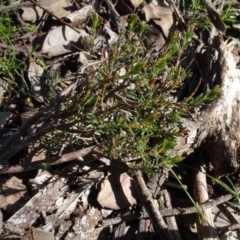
<box><xmin>21</xmin><ymin>6</ymin><xmax>44</xmax><ymax>23</ymax></box>
<box><xmin>142</xmin><ymin>4</ymin><xmax>174</xmax><ymax>38</ymax></box>
<box><xmin>21</xmin><ymin>227</ymin><xmax>54</xmax><ymax>240</ymax></box>
<box><xmin>41</xmin><ymin>26</ymin><xmax>89</xmax><ymax>56</ymax></box>
<box><xmin>97</xmin><ymin>169</ymin><xmax>138</xmax><ymax>210</ymax></box>
<box><xmin>65</xmin><ymin>5</ymin><xmax>95</xmax><ymax>24</ymax></box>
<box><xmin>130</xmin><ymin>0</ymin><xmax>144</xmax><ymax>8</ymax></box>
<box><xmin>21</xmin><ymin>0</ymin><xmax>73</xmax><ymax>22</ymax></box>
<box><xmin>0</xmin><ymin>176</ymin><xmax>28</xmax><ymax>216</ymax></box>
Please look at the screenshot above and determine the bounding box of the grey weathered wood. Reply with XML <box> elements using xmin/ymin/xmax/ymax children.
<box><xmin>170</xmin><ymin>37</ymin><xmax>240</xmax><ymax>176</ymax></box>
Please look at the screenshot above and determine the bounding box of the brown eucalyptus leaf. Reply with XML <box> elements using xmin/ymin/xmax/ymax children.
<box><xmin>0</xmin><ymin>176</ymin><xmax>28</xmax><ymax>216</ymax></box>
<box><xmin>142</xmin><ymin>4</ymin><xmax>174</xmax><ymax>38</ymax></box>
<box><xmin>48</xmin><ymin>0</ymin><xmax>74</xmax><ymax>18</ymax></box>
<box><xmin>97</xmin><ymin>169</ymin><xmax>138</xmax><ymax>210</ymax></box>
<box><xmin>144</xmin><ymin>24</ymin><xmax>166</xmax><ymax>51</ymax></box>
<box><xmin>21</xmin><ymin>0</ymin><xmax>73</xmax><ymax>22</ymax></box>
<box><xmin>41</xmin><ymin>26</ymin><xmax>89</xmax><ymax>57</ymax></box>
<box><xmin>129</xmin><ymin>0</ymin><xmax>144</xmax><ymax>8</ymax></box>
<box><xmin>21</xmin><ymin>6</ymin><xmax>44</xmax><ymax>22</ymax></box>
<box><xmin>21</xmin><ymin>227</ymin><xmax>54</xmax><ymax>240</ymax></box>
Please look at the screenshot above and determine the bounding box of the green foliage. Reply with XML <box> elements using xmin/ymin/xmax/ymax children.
<box><xmin>25</xmin><ymin>22</ymin><xmax>37</xmax><ymax>31</ymax></box>
<box><xmin>181</xmin><ymin>0</ymin><xmax>211</xmax><ymax>31</ymax></box>
<box><xmin>221</xmin><ymin>0</ymin><xmax>239</xmax><ymax>29</ymax></box>
<box><xmin>41</xmin><ymin>14</ymin><xmax>219</xmax><ymax>172</ymax></box>
<box><xmin>0</xmin><ymin>12</ymin><xmax>18</xmax><ymax>43</ymax></box>
<box><xmin>0</xmin><ymin>12</ymin><xmax>41</xmax><ymax>106</ymax></box>
<box><xmin>0</xmin><ymin>10</ymin><xmax>219</xmax><ymax>172</ymax></box>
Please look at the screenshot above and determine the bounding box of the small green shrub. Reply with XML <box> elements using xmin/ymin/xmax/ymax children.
<box><xmin>41</xmin><ymin>14</ymin><xmax>219</xmax><ymax>173</ymax></box>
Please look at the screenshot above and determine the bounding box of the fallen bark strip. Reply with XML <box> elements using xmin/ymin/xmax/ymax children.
<box><xmin>130</xmin><ymin>170</ymin><xmax>174</xmax><ymax>240</ymax></box>
<box><xmin>192</xmin><ymin>161</ymin><xmax>216</xmax><ymax>240</ymax></box>
<box><xmin>100</xmin><ymin>188</ymin><xmax>239</xmax><ymax>226</ymax></box>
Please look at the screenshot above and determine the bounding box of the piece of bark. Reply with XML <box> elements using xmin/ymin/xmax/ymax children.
<box><xmin>4</xmin><ymin>176</ymin><xmax>69</xmax><ymax>235</ymax></box>
<box><xmin>192</xmin><ymin>160</ymin><xmax>216</xmax><ymax>240</ymax></box>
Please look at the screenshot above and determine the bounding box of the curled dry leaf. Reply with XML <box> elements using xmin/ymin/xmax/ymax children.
<box><xmin>142</xmin><ymin>4</ymin><xmax>174</xmax><ymax>38</ymax></box>
<box><xmin>97</xmin><ymin>169</ymin><xmax>138</xmax><ymax>210</ymax></box>
<box><xmin>0</xmin><ymin>176</ymin><xmax>28</xmax><ymax>216</ymax></box>
<box><xmin>129</xmin><ymin>0</ymin><xmax>144</xmax><ymax>8</ymax></box>
<box><xmin>21</xmin><ymin>6</ymin><xmax>44</xmax><ymax>23</ymax></box>
<box><xmin>21</xmin><ymin>0</ymin><xmax>73</xmax><ymax>22</ymax></box>
<box><xmin>41</xmin><ymin>26</ymin><xmax>89</xmax><ymax>56</ymax></box>
<box><xmin>144</xmin><ymin>24</ymin><xmax>166</xmax><ymax>51</ymax></box>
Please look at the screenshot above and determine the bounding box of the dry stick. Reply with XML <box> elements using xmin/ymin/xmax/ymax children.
<box><xmin>130</xmin><ymin>170</ymin><xmax>174</xmax><ymax>240</ymax></box>
<box><xmin>0</xmin><ymin>149</ymin><xmax>129</xmax><ymax>174</ymax></box>
<box><xmin>159</xmin><ymin>188</ymin><xmax>181</xmax><ymax>240</ymax></box>
<box><xmin>0</xmin><ymin>43</ymin><xmax>52</xmax><ymax>59</ymax></box>
<box><xmin>0</xmin><ymin>108</ymin><xmax>49</xmax><ymax>158</ymax></box>
<box><xmin>0</xmin><ymin>1</ymin><xmax>33</xmax><ymax>13</ymax></box>
<box><xmin>137</xmin><ymin>168</ymin><xmax>169</xmax><ymax>239</ymax></box>
<box><xmin>101</xmin><ymin>189</ymin><xmax>239</xmax><ymax>226</ymax></box>
<box><xmin>0</xmin><ymin>122</ymin><xmax>55</xmax><ymax>164</ymax></box>
<box><xmin>30</xmin><ymin>0</ymin><xmax>80</xmax><ymax>34</ymax></box>
<box><xmin>0</xmin><ymin>146</ymin><xmax>95</xmax><ymax>174</ymax></box>
<box><xmin>0</xmin><ymin>117</ymin><xmax>80</xmax><ymax>164</ymax></box>
<box><xmin>218</xmin><ymin>222</ymin><xmax>240</xmax><ymax>237</ymax></box>
<box><xmin>192</xmin><ymin>161</ymin><xmax>216</xmax><ymax>240</ymax></box>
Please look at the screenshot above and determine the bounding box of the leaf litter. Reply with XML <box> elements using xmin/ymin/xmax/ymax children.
<box><xmin>0</xmin><ymin>0</ymin><xmax>240</xmax><ymax>239</ymax></box>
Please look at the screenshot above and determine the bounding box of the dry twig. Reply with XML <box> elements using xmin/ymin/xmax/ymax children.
<box><xmin>101</xmin><ymin>187</ymin><xmax>240</xmax><ymax>226</ymax></box>
<box><xmin>130</xmin><ymin>169</ymin><xmax>174</xmax><ymax>240</ymax></box>
<box><xmin>192</xmin><ymin>160</ymin><xmax>216</xmax><ymax>240</ymax></box>
<box><xmin>30</xmin><ymin>0</ymin><xmax>80</xmax><ymax>33</ymax></box>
